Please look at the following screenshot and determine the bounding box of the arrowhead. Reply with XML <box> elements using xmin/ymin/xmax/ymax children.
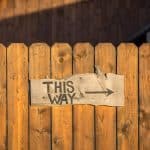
<box><xmin>106</xmin><ymin>88</ymin><xmax>114</xmax><ymax>96</ymax></box>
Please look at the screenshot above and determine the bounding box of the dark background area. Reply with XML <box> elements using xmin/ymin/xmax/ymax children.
<box><xmin>0</xmin><ymin>0</ymin><xmax>150</xmax><ymax>46</ymax></box>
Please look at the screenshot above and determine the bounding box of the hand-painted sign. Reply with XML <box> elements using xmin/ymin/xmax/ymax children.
<box><xmin>30</xmin><ymin>68</ymin><xmax>124</xmax><ymax>106</ymax></box>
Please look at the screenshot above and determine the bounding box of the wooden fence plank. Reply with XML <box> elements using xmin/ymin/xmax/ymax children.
<box><xmin>7</xmin><ymin>43</ymin><xmax>28</xmax><ymax>150</ymax></box>
<box><xmin>117</xmin><ymin>43</ymin><xmax>138</xmax><ymax>150</ymax></box>
<box><xmin>95</xmin><ymin>43</ymin><xmax>116</xmax><ymax>150</ymax></box>
<box><xmin>73</xmin><ymin>43</ymin><xmax>95</xmax><ymax>150</ymax></box>
<box><xmin>0</xmin><ymin>44</ymin><xmax>6</xmax><ymax>150</ymax></box>
<box><xmin>51</xmin><ymin>43</ymin><xmax>72</xmax><ymax>150</ymax></box>
<box><xmin>30</xmin><ymin>106</ymin><xmax>51</xmax><ymax>150</ymax></box>
<box><xmin>29</xmin><ymin>43</ymin><xmax>51</xmax><ymax>150</ymax></box>
<box><xmin>139</xmin><ymin>43</ymin><xmax>150</xmax><ymax>150</ymax></box>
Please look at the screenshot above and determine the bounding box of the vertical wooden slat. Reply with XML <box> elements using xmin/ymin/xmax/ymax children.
<box><xmin>26</xmin><ymin>0</ymin><xmax>39</xmax><ymax>43</ymax></box>
<box><xmin>95</xmin><ymin>43</ymin><xmax>116</xmax><ymax>150</ymax></box>
<box><xmin>14</xmin><ymin>0</ymin><xmax>27</xmax><ymax>42</ymax></box>
<box><xmin>7</xmin><ymin>43</ymin><xmax>28</xmax><ymax>150</ymax></box>
<box><xmin>39</xmin><ymin>0</ymin><xmax>52</xmax><ymax>42</ymax></box>
<box><xmin>73</xmin><ymin>43</ymin><xmax>95</xmax><ymax>150</ymax></box>
<box><xmin>0</xmin><ymin>44</ymin><xmax>6</xmax><ymax>150</ymax></box>
<box><xmin>4</xmin><ymin>0</ymin><xmax>15</xmax><ymax>44</ymax></box>
<box><xmin>51</xmin><ymin>0</ymin><xmax>64</xmax><ymax>43</ymax></box>
<box><xmin>117</xmin><ymin>43</ymin><xmax>138</xmax><ymax>150</ymax></box>
<box><xmin>51</xmin><ymin>43</ymin><xmax>72</xmax><ymax>150</ymax></box>
<box><xmin>139</xmin><ymin>44</ymin><xmax>150</xmax><ymax>150</ymax></box>
<box><xmin>29</xmin><ymin>43</ymin><xmax>51</xmax><ymax>150</ymax></box>
<box><xmin>64</xmin><ymin>0</ymin><xmax>77</xmax><ymax>43</ymax></box>
<box><xmin>0</xmin><ymin>1</ymin><xmax>7</xmax><ymax>42</ymax></box>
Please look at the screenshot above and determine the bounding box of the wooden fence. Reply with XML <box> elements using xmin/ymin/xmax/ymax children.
<box><xmin>0</xmin><ymin>43</ymin><xmax>149</xmax><ymax>150</ymax></box>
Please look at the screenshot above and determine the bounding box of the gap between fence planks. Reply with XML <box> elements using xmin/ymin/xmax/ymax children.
<box><xmin>29</xmin><ymin>43</ymin><xmax>51</xmax><ymax>150</ymax></box>
<box><xmin>73</xmin><ymin>43</ymin><xmax>95</xmax><ymax>150</ymax></box>
<box><xmin>7</xmin><ymin>44</ymin><xmax>29</xmax><ymax>150</ymax></box>
<box><xmin>139</xmin><ymin>43</ymin><xmax>150</xmax><ymax>150</ymax></box>
<box><xmin>0</xmin><ymin>44</ymin><xmax>6</xmax><ymax>150</ymax></box>
<box><xmin>95</xmin><ymin>43</ymin><xmax>116</xmax><ymax>150</ymax></box>
<box><xmin>117</xmin><ymin>43</ymin><xmax>138</xmax><ymax>150</ymax></box>
<box><xmin>51</xmin><ymin>43</ymin><xmax>72</xmax><ymax>150</ymax></box>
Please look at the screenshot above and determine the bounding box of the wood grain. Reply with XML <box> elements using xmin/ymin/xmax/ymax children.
<box><xmin>117</xmin><ymin>43</ymin><xmax>138</xmax><ymax>150</ymax></box>
<box><xmin>95</xmin><ymin>43</ymin><xmax>116</xmax><ymax>150</ymax></box>
<box><xmin>26</xmin><ymin>0</ymin><xmax>39</xmax><ymax>43</ymax></box>
<box><xmin>0</xmin><ymin>44</ymin><xmax>6</xmax><ymax>150</ymax></box>
<box><xmin>64</xmin><ymin>0</ymin><xmax>77</xmax><ymax>42</ymax></box>
<box><xmin>30</xmin><ymin>106</ymin><xmax>51</xmax><ymax>150</ymax></box>
<box><xmin>51</xmin><ymin>43</ymin><xmax>72</xmax><ymax>150</ymax></box>
<box><xmin>7</xmin><ymin>43</ymin><xmax>28</xmax><ymax>150</ymax></box>
<box><xmin>139</xmin><ymin>43</ymin><xmax>150</xmax><ymax>150</ymax></box>
<box><xmin>73</xmin><ymin>43</ymin><xmax>95</xmax><ymax>150</ymax></box>
<box><xmin>51</xmin><ymin>0</ymin><xmax>64</xmax><ymax>43</ymax></box>
<box><xmin>14</xmin><ymin>0</ymin><xmax>27</xmax><ymax>41</ymax></box>
<box><xmin>39</xmin><ymin>0</ymin><xmax>52</xmax><ymax>42</ymax></box>
<box><xmin>29</xmin><ymin>43</ymin><xmax>51</xmax><ymax>150</ymax></box>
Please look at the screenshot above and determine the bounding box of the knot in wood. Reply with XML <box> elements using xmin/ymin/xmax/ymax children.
<box><xmin>53</xmin><ymin>137</ymin><xmax>63</xmax><ymax>145</ymax></box>
<box><xmin>76</xmin><ymin>50</ymin><xmax>87</xmax><ymax>59</ymax></box>
<box><xmin>38</xmin><ymin>108</ymin><xmax>46</xmax><ymax>114</ymax></box>
<box><xmin>57</xmin><ymin>51</ymin><xmax>67</xmax><ymax>63</ymax></box>
<box><xmin>121</xmin><ymin>120</ymin><xmax>132</xmax><ymax>135</ymax></box>
<box><xmin>59</xmin><ymin>57</ymin><xmax>64</xmax><ymax>63</ymax></box>
<box><xmin>140</xmin><ymin>109</ymin><xmax>150</xmax><ymax>129</ymax></box>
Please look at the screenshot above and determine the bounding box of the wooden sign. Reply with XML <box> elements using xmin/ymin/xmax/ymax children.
<box><xmin>30</xmin><ymin>68</ymin><xmax>124</xmax><ymax>106</ymax></box>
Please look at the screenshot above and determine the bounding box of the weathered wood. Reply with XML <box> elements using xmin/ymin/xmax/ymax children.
<box><xmin>117</xmin><ymin>43</ymin><xmax>138</xmax><ymax>150</ymax></box>
<box><xmin>29</xmin><ymin>43</ymin><xmax>51</xmax><ymax>150</ymax></box>
<box><xmin>51</xmin><ymin>43</ymin><xmax>72</xmax><ymax>150</ymax></box>
<box><xmin>7</xmin><ymin>43</ymin><xmax>28</xmax><ymax>150</ymax></box>
<box><xmin>95</xmin><ymin>43</ymin><xmax>116</xmax><ymax>150</ymax></box>
<box><xmin>0</xmin><ymin>44</ymin><xmax>6</xmax><ymax>150</ymax></box>
<box><xmin>73</xmin><ymin>43</ymin><xmax>95</xmax><ymax>150</ymax></box>
<box><xmin>139</xmin><ymin>43</ymin><xmax>150</xmax><ymax>150</ymax></box>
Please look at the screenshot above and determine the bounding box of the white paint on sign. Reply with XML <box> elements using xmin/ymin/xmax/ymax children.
<box><xmin>30</xmin><ymin>68</ymin><xmax>124</xmax><ymax>106</ymax></box>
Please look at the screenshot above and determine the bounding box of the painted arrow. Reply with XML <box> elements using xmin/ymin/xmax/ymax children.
<box><xmin>85</xmin><ymin>88</ymin><xmax>114</xmax><ymax>96</ymax></box>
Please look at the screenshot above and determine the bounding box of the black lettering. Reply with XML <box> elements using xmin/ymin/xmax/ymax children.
<box><xmin>60</xmin><ymin>94</ymin><xmax>68</xmax><ymax>104</ymax></box>
<box><xmin>63</xmin><ymin>81</ymin><xmax>66</xmax><ymax>93</ymax></box>
<box><xmin>66</xmin><ymin>81</ymin><xmax>74</xmax><ymax>93</ymax></box>
<box><xmin>48</xmin><ymin>94</ymin><xmax>61</xmax><ymax>104</ymax></box>
<box><xmin>43</xmin><ymin>81</ymin><xmax>53</xmax><ymax>93</ymax></box>
<box><xmin>55</xmin><ymin>81</ymin><xmax>62</xmax><ymax>93</ymax></box>
<box><xmin>68</xmin><ymin>93</ymin><xmax>76</xmax><ymax>104</ymax></box>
